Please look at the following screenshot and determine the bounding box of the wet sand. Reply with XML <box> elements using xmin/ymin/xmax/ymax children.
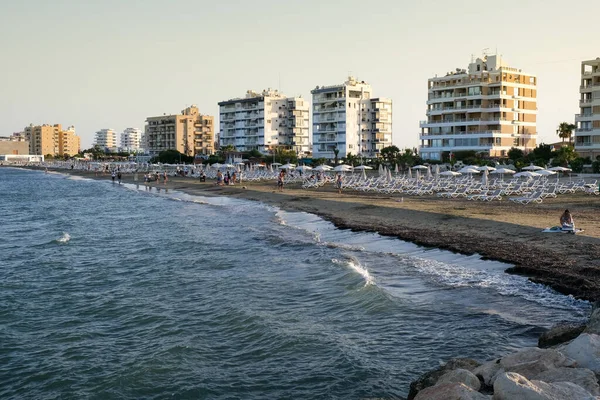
<box><xmin>34</xmin><ymin>168</ymin><xmax>600</xmax><ymax>302</ymax></box>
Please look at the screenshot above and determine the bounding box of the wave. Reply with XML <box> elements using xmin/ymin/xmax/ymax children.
<box><xmin>332</xmin><ymin>256</ymin><xmax>374</xmax><ymax>287</ymax></box>
<box><xmin>56</xmin><ymin>232</ymin><xmax>71</xmax><ymax>244</ymax></box>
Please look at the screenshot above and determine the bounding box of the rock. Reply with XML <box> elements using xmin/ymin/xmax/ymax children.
<box><xmin>534</xmin><ymin>367</ymin><xmax>600</xmax><ymax>396</ymax></box>
<box><xmin>408</xmin><ymin>358</ymin><xmax>481</xmax><ymax>400</ymax></box>
<box><xmin>496</xmin><ymin>347</ymin><xmax>575</xmax><ymax>382</ymax></box>
<box><xmin>472</xmin><ymin>359</ymin><xmax>502</xmax><ymax>387</ymax></box>
<box><xmin>538</xmin><ymin>324</ymin><xmax>586</xmax><ymax>348</ymax></box>
<box><xmin>493</xmin><ymin>372</ymin><xmax>596</xmax><ymax>400</ymax></box>
<box><xmin>414</xmin><ymin>383</ymin><xmax>490</xmax><ymax>400</ymax></box>
<box><xmin>436</xmin><ymin>368</ymin><xmax>481</xmax><ymax>392</ymax></box>
<box><xmin>560</xmin><ymin>333</ymin><xmax>600</xmax><ymax>373</ymax></box>
<box><xmin>585</xmin><ymin>306</ymin><xmax>600</xmax><ymax>335</ymax></box>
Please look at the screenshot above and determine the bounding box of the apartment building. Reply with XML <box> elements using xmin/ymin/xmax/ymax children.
<box><xmin>94</xmin><ymin>129</ymin><xmax>118</xmax><ymax>152</ymax></box>
<box><xmin>0</xmin><ymin>135</ymin><xmax>29</xmax><ymax>155</ymax></box>
<box><xmin>574</xmin><ymin>58</ymin><xmax>600</xmax><ymax>159</ymax></box>
<box><xmin>24</xmin><ymin>124</ymin><xmax>81</xmax><ymax>156</ymax></box>
<box><xmin>120</xmin><ymin>128</ymin><xmax>143</xmax><ymax>153</ymax></box>
<box><xmin>58</xmin><ymin>125</ymin><xmax>81</xmax><ymax>156</ymax></box>
<box><xmin>311</xmin><ymin>77</ymin><xmax>392</xmax><ymax>160</ymax></box>
<box><xmin>145</xmin><ymin>106</ymin><xmax>214</xmax><ymax>157</ymax></box>
<box><xmin>218</xmin><ymin>89</ymin><xmax>310</xmax><ymax>155</ymax></box>
<box><xmin>419</xmin><ymin>55</ymin><xmax>537</xmax><ymax>161</ymax></box>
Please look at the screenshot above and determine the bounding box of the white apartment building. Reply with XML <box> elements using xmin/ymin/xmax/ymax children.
<box><xmin>218</xmin><ymin>89</ymin><xmax>310</xmax><ymax>155</ymax></box>
<box><xmin>94</xmin><ymin>128</ymin><xmax>118</xmax><ymax>152</ymax></box>
<box><xmin>120</xmin><ymin>128</ymin><xmax>143</xmax><ymax>153</ymax></box>
<box><xmin>419</xmin><ymin>55</ymin><xmax>537</xmax><ymax>161</ymax></box>
<box><xmin>574</xmin><ymin>57</ymin><xmax>600</xmax><ymax>159</ymax></box>
<box><xmin>311</xmin><ymin>76</ymin><xmax>392</xmax><ymax>160</ymax></box>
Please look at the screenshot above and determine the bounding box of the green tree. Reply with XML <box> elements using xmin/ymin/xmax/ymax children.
<box><xmin>552</xmin><ymin>146</ymin><xmax>578</xmax><ymax>167</ymax></box>
<box><xmin>556</xmin><ymin>122</ymin><xmax>576</xmax><ymax>144</ymax></box>
<box><xmin>153</xmin><ymin>149</ymin><xmax>193</xmax><ymax>164</ymax></box>
<box><xmin>507</xmin><ymin>147</ymin><xmax>525</xmax><ymax>163</ymax></box>
<box><xmin>528</xmin><ymin>144</ymin><xmax>553</xmax><ymax>165</ymax></box>
<box><xmin>380</xmin><ymin>145</ymin><xmax>400</xmax><ymax>165</ymax></box>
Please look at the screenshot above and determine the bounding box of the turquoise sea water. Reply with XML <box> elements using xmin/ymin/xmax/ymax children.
<box><xmin>0</xmin><ymin>167</ymin><xmax>591</xmax><ymax>399</ymax></box>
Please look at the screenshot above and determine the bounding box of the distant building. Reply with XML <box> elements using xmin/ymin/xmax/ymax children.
<box><xmin>24</xmin><ymin>124</ymin><xmax>81</xmax><ymax>156</ymax></box>
<box><xmin>574</xmin><ymin>58</ymin><xmax>600</xmax><ymax>159</ymax></box>
<box><xmin>0</xmin><ymin>135</ymin><xmax>29</xmax><ymax>155</ymax></box>
<box><xmin>145</xmin><ymin>105</ymin><xmax>214</xmax><ymax>157</ymax></box>
<box><xmin>311</xmin><ymin>77</ymin><xmax>392</xmax><ymax>160</ymax></box>
<box><xmin>120</xmin><ymin>127</ymin><xmax>143</xmax><ymax>153</ymax></box>
<box><xmin>94</xmin><ymin>129</ymin><xmax>118</xmax><ymax>152</ymax></box>
<box><xmin>218</xmin><ymin>89</ymin><xmax>310</xmax><ymax>155</ymax></box>
<box><xmin>419</xmin><ymin>55</ymin><xmax>538</xmax><ymax>161</ymax></box>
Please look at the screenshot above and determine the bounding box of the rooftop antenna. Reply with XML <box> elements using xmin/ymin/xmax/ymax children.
<box><xmin>482</xmin><ymin>48</ymin><xmax>489</xmax><ymax>57</ymax></box>
<box><xmin>471</xmin><ymin>54</ymin><xmax>475</xmax><ymax>63</ymax></box>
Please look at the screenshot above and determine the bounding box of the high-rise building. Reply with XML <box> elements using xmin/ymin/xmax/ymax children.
<box><xmin>574</xmin><ymin>58</ymin><xmax>600</xmax><ymax>159</ymax></box>
<box><xmin>419</xmin><ymin>55</ymin><xmax>537</xmax><ymax>161</ymax></box>
<box><xmin>120</xmin><ymin>128</ymin><xmax>143</xmax><ymax>153</ymax></box>
<box><xmin>218</xmin><ymin>89</ymin><xmax>310</xmax><ymax>155</ymax></box>
<box><xmin>58</xmin><ymin>125</ymin><xmax>80</xmax><ymax>157</ymax></box>
<box><xmin>311</xmin><ymin>77</ymin><xmax>392</xmax><ymax>160</ymax></box>
<box><xmin>94</xmin><ymin>129</ymin><xmax>118</xmax><ymax>152</ymax></box>
<box><xmin>145</xmin><ymin>105</ymin><xmax>214</xmax><ymax>157</ymax></box>
<box><xmin>24</xmin><ymin>124</ymin><xmax>81</xmax><ymax>156</ymax></box>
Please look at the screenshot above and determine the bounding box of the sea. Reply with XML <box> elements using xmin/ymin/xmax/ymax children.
<box><xmin>0</xmin><ymin>167</ymin><xmax>591</xmax><ymax>399</ymax></box>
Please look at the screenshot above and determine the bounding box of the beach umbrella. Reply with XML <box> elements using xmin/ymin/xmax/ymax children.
<box><xmin>211</xmin><ymin>163</ymin><xmax>222</xmax><ymax>169</ymax></box>
<box><xmin>333</xmin><ymin>164</ymin><xmax>353</xmax><ymax>172</ymax></box>
<box><xmin>434</xmin><ymin>164</ymin><xmax>440</xmax><ymax>179</ymax></box>
<box><xmin>481</xmin><ymin>169</ymin><xmax>489</xmax><ymax>186</ymax></box>
<box><xmin>296</xmin><ymin>165</ymin><xmax>312</xmax><ymax>172</ymax></box>
<box><xmin>426</xmin><ymin>166</ymin><xmax>432</xmax><ymax>179</ymax></box>
<box><xmin>491</xmin><ymin>168</ymin><xmax>515</xmax><ymax>175</ymax></box>
<box><xmin>547</xmin><ymin>166</ymin><xmax>571</xmax><ymax>172</ymax></box>
<box><xmin>408</xmin><ymin>168</ymin><xmax>412</xmax><ymax>179</ymax></box>
<box><xmin>522</xmin><ymin>164</ymin><xmax>544</xmax><ymax>171</ymax></box>
<box><xmin>387</xmin><ymin>168</ymin><xmax>393</xmax><ymax>182</ymax></box>
<box><xmin>378</xmin><ymin>164</ymin><xmax>384</xmax><ymax>176</ymax></box>
<box><xmin>440</xmin><ymin>171</ymin><xmax>461</xmax><ymax>177</ymax></box>
<box><xmin>361</xmin><ymin>167</ymin><xmax>367</xmax><ymax>180</ymax></box>
<box><xmin>514</xmin><ymin>171</ymin><xmax>540</xmax><ymax>178</ymax></box>
<box><xmin>536</xmin><ymin>169</ymin><xmax>556</xmax><ymax>176</ymax></box>
<box><xmin>458</xmin><ymin>167</ymin><xmax>480</xmax><ymax>174</ymax></box>
<box><xmin>314</xmin><ymin>165</ymin><xmax>330</xmax><ymax>172</ymax></box>
<box><xmin>279</xmin><ymin>163</ymin><xmax>295</xmax><ymax>169</ymax></box>
<box><xmin>395</xmin><ymin>164</ymin><xmax>399</xmax><ymax>174</ymax></box>
<box><xmin>412</xmin><ymin>165</ymin><xmax>428</xmax><ymax>170</ymax></box>
<box><xmin>354</xmin><ymin>165</ymin><xmax>372</xmax><ymax>170</ymax></box>
<box><xmin>477</xmin><ymin>165</ymin><xmax>496</xmax><ymax>172</ymax></box>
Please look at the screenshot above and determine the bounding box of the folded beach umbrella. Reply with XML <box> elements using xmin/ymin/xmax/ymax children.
<box><xmin>434</xmin><ymin>164</ymin><xmax>440</xmax><ymax>179</ymax></box>
<box><xmin>426</xmin><ymin>166</ymin><xmax>432</xmax><ymax>179</ymax></box>
<box><xmin>362</xmin><ymin>167</ymin><xmax>367</xmax><ymax>181</ymax></box>
<box><xmin>407</xmin><ymin>168</ymin><xmax>412</xmax><ymax>179</ymax></box>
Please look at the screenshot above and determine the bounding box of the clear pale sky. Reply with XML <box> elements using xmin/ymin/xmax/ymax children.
<box><xmin>1</xmin><ymin>0</ymin><xmax>597</xmax><ymax>150</ymax></box>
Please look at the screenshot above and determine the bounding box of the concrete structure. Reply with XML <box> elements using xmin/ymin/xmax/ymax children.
<box><xmin>419</xmin><ymin>55</ymin><xmax>538</xmax><ymax>161</ymax></box>
<box><xmin>145</xmin><ymin>105</ymin><xmax>214</xmax><ymax>157</ymax></box>
<box><xmin>24</xmin><ymin>124</ymin><xmax>81</xmax><ymax>156</ymax></box>
<box><xmin>574</xmin><ymin>58</ymin><xmax>600</xmax><ymax>159</ymax></box>
<box><xmin>120</xmin><ymin>127</ymin><xmax>143</xmax><ymax>153</ymax></box>
<box><xmin>94</xmin><ymin>129</ymin><xmax>118</xmax><ymax>152</ymax></box>
<box><xmin>311</xmin><ymin>77</ymin><xmax>392</xmax><ymax>160</ymax></box>
<box><xmin>218</xmin><ymin>89</ymin><xmax>310</xmax><ymax>155</ymax></box>
<box><xmin>0</xmin><ymin>136</ymin><xmax>29</xmax><ymax>155</ymax></box>
<box><xmin>0</xmin><ymin>154</ymin><xmax>44</xmax><ymax>163</ymax></box>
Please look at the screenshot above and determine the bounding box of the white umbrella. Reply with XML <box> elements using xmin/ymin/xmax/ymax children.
<box><xmin>333</xmin><ymin>164</ymin><xmax>353</xmax><ymax>172</ymax></box>
<box><xmin>440</xmin><ymin>171</ymin><xmax>462</xmax><ymax>177</ymax></box>
<box><xmin>458</xmin><ymin>167</ymin><xmax>480</xmax><ymax>174</ymax></box>
<box><xmin>547</xmin><ymin>166</ymin><xmax>571</xmax><ymax>172</ymax></box>
<box><xmin>491</xmin><ymin>167</ymin><xmax>515</xmax><ymax>181</ymax></box>
<box><xmin>296</xmin><ymin>165</ymin><xmax>312</xmax><ymax>172</ymax></box>
<box><xmin>408</xmin><ymin>168</ymin><xmax>412</xmax><ymax>179</ymax></box>
<box><xmin>434</xmin><ymin>164</ymin><xmax>440</xmax><ymax>179</ymax></box>
<box><xmin>426</xmin><ymin>166</ymin><xmax>432</xmax><ymax>179</ymax></box>
<box><xmin>481</xmin><ymin>169</ymin><xmax>489</xmax><ymax>186</ymax></box>
<box><xmin>536</xmin><ymin>169</ymin><xmax>556</xmax><ymax>176</ymax></box>
<box><xmin>514</xmin><ymin>171</ymin><xmax>540</xmax><ymax>178</ymax></box>
<box><xmin>271</xmin><ymin>162</ymin><xmax>282</xmax><ymax>167</ymax></box>
<box><xmin>354</xmin><ymin>165</ymin><xmax>373</xmax><ymax>170</ymax></box>
<box><xmin>279</xmin><ymin>163</ymin><xmax>295</xmax><ymax>169</ymax></box>
<box><xmin>477</xmin><ymin>165</ymin><xmax>496</xmax><ymax>172</ymax></box>
<box><xmin>378</xmin><ymin>164</ymin><xmax>384</xmax><ymax>176</ymax></box>
<box><xmin>387</xmin><ymin>168</ymin><xmax>393</xmax><ymax>182</ymax></box>
<box><xmin>522</xmin><ymin>164</ymin><xmax>544</xmax><ymax>171</ymax></box>
<box><xmin>211</xmin><ymin>163</ymin><xmax>222</xmax><ymax>169</ymax></box>
<box><xmin>412</xmin><ymin>165</ymin><xmax>428</xmax><ymax>170</ymax></box>
<box><xmin>314</xmin><ymin>165</ymin><xmax>331</xmax><ymax>172</ymax></box>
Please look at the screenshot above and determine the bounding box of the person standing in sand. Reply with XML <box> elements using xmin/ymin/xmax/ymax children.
<box><xmin>336</xmin><ymin>173</ymin><xmax>343</xmax><ymax>194</ymax></box>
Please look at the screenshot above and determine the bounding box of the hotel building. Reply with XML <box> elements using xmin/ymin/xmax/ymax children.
<box><xmin>574</xmin><ymin>58</ymin><xmax>600</xmax><ymax>159</ymax></box>
<box><xmin>311</xmin><ymin>76</ymin><xmax>392</xmax><ymax>160</ymax></box>
<box><xmin>94</xmin><ymin>129</ymin><xmax>118</xmax><ymax>152</ymax></box>
<box><xmin>120</xmin><ymin>127</ymin><xmax>144</xmax><ymax>153</ymax></box>
<box><xmin>145</xmin><ymin>105</ymin><xmax>214</xmax><ymax>157</ymax></box>
<box><xmin>218</xmin><ymin>89</ymin><xmax>310</xmax><ymax>155</ymax></box>
<box><xmin>419</xmin><ymin>55</ymin><xmax>537</xmax><ymax>161</ymax></box>
<box><xmin>24</xmin><ymin>124</ymin><xmax>81</xmax><ymax>156</ymax></box>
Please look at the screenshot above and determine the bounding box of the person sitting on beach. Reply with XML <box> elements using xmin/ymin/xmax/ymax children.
<box><xmin>560</xmin><ymin>209</ymin><xmax>574</xmax><ymax>230</ymax></box>
<box><xmin>216</xmin><ymin>171</ymin><xmax>224</xmax><ymax>186</ymax></box>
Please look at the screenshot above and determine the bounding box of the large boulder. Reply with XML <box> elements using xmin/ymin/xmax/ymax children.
<box><xmin>408</xmin><ymin>358</ymin><xmax>481</xmax><ymax>400</ymax></box>
<box><xmin>414</xmin><ymin>383</ymin><xmax>490</xmax><ymax>400</ymax></box>
<box><xmin>437</xmin><ymin>368</ymin><xmax>481</xmax><ymax>392</ymax></box>
<box><xmin>534</xmin><ymin>367</ymin><xmax>600</xmax><ymax>396</ymax></box>
<box><xmin>493</xmin><ymin>372</ymin><xmax>596</xmax><ymax>400</ymax></box>
<box><xmin>560</xmin><ymin>333</ymin><xmax>600</xmax><ymax>373</ymax></box>
<box><xmin>538</xmin><ymin>324</ymin><xmax>586</xmax><ymax>348</ymax></box>
<box><xmin>472</xmin><ymin>359</ymin><xmax>502</xmax><ymax>387</ymax></box>
<box><xmin>585</xmin><ymin>306</ymin><xmax>600</xmax><ymax>335</ymax></box>
<box><xmin>496</xmin><ymin>347</ymin><xmax>575</xmax><ymax>381</ymax></box>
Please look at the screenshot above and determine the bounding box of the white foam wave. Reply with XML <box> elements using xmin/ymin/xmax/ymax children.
<box><xmin>321</xmin><ymin>242</ymin><xmax>365</xmax><ymax>252</ymax></box>
<box><xmin>332</xmin><ymin>257</ymin><xmax>374</xmax><ymax>286</ymax></box>
<box><xmin>57</xmin><ymin>232</ymin><xmax>71</xmax><ymax>243</ymax></box>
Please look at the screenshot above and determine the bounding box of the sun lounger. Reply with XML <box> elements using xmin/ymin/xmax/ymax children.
<box><xmin>509</xmin><ymin>190</ymin><xmax>544</xmax><ymax>205</ymax></box>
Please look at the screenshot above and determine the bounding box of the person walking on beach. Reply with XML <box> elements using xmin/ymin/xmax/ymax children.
<box><xmin>111</xmin><ymin>170</ymin><xmax>116</xmax><ymax>183</ymax></box>
<box><xmin>163</xmin><ymin>171</ymin><xmax>168</xmax><ymax>184</ymax></box>
<box><xmin>277</xmin><ymin>170</ymin><xmax>285</xmax><ymax>192</ymax></box>
<box><xmin>336</xmin><ymin>173</ymin><xmax>343</xmax><ymax>194</ymax></box>
<box><xmin>117</xmin><ymin>171</ymin><xmax>122</xmax><ymax>184</ymax></box>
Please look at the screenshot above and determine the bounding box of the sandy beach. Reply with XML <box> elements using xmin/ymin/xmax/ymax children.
<box><xmin>33</xmin><ymin>167</ymin><xmax>600</xmax><ymax>302</ymax></box>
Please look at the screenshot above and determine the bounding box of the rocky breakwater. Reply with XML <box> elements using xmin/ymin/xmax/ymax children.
<box><xmin>408</xmin><ymin>305</ymin><xmax>600</xmax><ymax>399</ymax></box>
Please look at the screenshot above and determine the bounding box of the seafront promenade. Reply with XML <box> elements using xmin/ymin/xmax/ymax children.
<box><xmin>16</xmin><ymin>164</ymin><xmax>600</xmax><ymax>302</ymax></box>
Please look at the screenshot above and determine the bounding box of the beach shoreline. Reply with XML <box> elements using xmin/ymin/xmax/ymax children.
<box><xmin>18</xmin><ymin>166</ymin><xmax>600</xmax><ymax>302</ymax></box>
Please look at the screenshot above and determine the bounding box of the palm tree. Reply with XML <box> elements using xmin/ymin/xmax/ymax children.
<box><xmin>556</xmin><ymin>122</ymin><xmax>576</xmax><ymax>145</ymax></box>
<box><xmin>333</xmin><ymin>147</ymin><xmax>339</xmax><ymax>165</ymax></box>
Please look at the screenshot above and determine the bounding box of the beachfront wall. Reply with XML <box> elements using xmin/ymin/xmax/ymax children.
<box><xmin>419</xmin><ymin>54</ymin><xmax>538</xmax><ymax>161</ymax></box>
<box><xmin>0</xmin><ymin>140</ymin><xmax>29</xmax><ymax>155</ymax></box>
<box><xmin>218</xmin><ymin>89</ymin><xmax>310</xmax><ymax>155</ymax></box>
<box><xmin>311</xmin><ymin>76</ymin><xmax>393</xmax><ymax>160</ymax></box>
<box><xmin>574</xmin><ymin>57</ymin><xmax>600</xmax><ymax>160</ymax></box>
<box><xmin>145</xmin><ymin>105</ymin><xmax>215</xmax><ymax>158</ymax></box>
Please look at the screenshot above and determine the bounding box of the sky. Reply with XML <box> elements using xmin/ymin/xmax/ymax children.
<box><xmin>1</xmin><ymin>0</ymin><xmax>597</xmax><ymax>150</ymax></box>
